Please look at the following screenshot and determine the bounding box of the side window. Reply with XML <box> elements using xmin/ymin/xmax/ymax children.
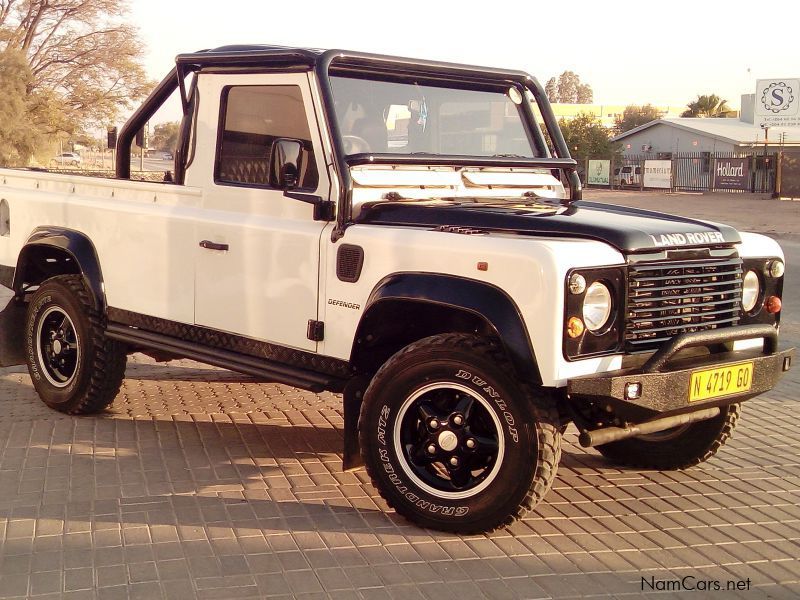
<box><xmin>215</xmin><ymin>85</ymin><xmax>319</xmax><ymax>190</ymax></box>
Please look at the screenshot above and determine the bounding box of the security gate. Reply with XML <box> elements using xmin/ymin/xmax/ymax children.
<box><xmin>778</xmin><ymin>152</ymin><xmax>800</xmax><ymax>198</ymax></box>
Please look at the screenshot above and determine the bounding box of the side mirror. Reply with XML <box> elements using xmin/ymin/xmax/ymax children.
<box><xmin>270</xmin><ymin>138</ymin><xmax>304</xmax><ymax>190</ymax></box>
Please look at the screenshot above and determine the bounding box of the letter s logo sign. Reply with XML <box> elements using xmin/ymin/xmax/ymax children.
<box><xmin>772</xmin><ymin>88</ymin><xmax>785</xmax><ymax>107</ymax></box>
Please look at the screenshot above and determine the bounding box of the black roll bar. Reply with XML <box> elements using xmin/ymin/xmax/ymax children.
<box><xmin>116</xmin><ymin>46</ymin><xmax>582</xmax><ymax>239</ymax></box>
<box><xmin>116</xmin><ymin>68</ymin><xmax>179</xmax><ymax>180</ymax></box>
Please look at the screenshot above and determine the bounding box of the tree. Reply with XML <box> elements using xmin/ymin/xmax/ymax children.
<box><xmin>614</xmin><ymin>104</ymin><xmax>662</xmax><ymax>134</ymax></box>
<box><xmin>559</xmin><ymin>113</ymin><xmax>619</xmax><ymax>165</ymax></box>
<box><xmin>681</xmin><ymin>94</ymin><xmax>730</xmax><ymax>118</ymax></box>
<box><xmin>0</xmin><ymin>0</ymin><xmax>152</xmax><ymax>162</ymax></box>
<box><xmin>576</xmin><ymin>83</ymin><xmax>593</xmax><ymax>104</ymax></box>
<box><xmin>544</xmin><ymin>71</ymin><xmax>594</xmax><ymax>104</ymax></box>
<box><xmin>545</xmin><ymin>77</ymin><xmax>558</xmax><ymax>103</ymax></box>
<box><xmin>557</xmin><ymin>71</ymin><xmax>579</xmax><ymax>103</ymax></box>
<box><xmin>0</xmin><ymin>48</ymin><xmax>39</xmax><ymax>164</ymax></box>
<box><xmin>150</xmin><ymin>121</ymin><xmax>180</xmax><ymax>152</ymax></box>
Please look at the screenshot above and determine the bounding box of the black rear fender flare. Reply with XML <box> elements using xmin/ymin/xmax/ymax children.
<box><xmin>13</xmin><ymin>227</ymin><xmax>106</xmax><ymax>310</ymax></box>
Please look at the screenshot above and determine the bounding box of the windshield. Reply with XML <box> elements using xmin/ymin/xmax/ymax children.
<box><xmin>330</xmin><ymin>75</ymin><xmax>537</xmax><ymax>158</ymax></box>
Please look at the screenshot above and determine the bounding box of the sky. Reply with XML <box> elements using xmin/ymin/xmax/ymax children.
<box><xmin>129</xmin><ymin>0</ymin><xmax>799</xmax><ymax>111</ymax></box>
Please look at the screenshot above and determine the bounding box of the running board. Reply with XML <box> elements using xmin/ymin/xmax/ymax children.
<box><xmin>106</xmin><ymin>323</ymin><xmax>343</xmax><ymax>393</ymax></box>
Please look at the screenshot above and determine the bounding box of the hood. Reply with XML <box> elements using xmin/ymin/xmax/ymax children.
<box><xmin>354</xmin><ymin>198</ymin><xmax>741</xmax><ymax>253</ymax></box>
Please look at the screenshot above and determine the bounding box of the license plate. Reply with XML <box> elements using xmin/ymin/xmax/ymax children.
<box><xmin>689</xmin><ymin>362</ymin><xmax>754</xmax><ymax>402</ymax></box>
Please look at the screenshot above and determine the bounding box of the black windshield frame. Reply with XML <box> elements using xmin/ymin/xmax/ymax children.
<box><xmin>313</xmin><ymin>50</ymin><xmax>580</xmax><ymax>238</ymax></box>
<box><xmin>329</xmin><ymin>73</ymin><xmax>543</xmax><ymax>160</ymax></box>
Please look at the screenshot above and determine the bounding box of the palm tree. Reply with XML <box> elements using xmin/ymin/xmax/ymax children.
<box><xmin>681</xmin><ymin>94</ymin><xmax>730</xmax><ymax>118</ymax></box>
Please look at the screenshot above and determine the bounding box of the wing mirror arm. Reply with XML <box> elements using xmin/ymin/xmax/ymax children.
<box><xmin>284</xmin><ymin>191</ymin><xmax>336</xmax><ymax>222</ymax></box>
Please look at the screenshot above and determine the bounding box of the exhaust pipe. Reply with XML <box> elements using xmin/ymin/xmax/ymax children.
<box><xmin>579</xmin><ymin>407</ymin><xmax>721</xmax><ymax>448</ymax></box>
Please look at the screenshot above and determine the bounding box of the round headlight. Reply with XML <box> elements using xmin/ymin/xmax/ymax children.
<box><xmin>742</xmin><ymin>270</ymin><xmax>760</xmax><ymax>313</ymax></box>
<box><xmin>583</xmin><ymin>281</ymin><xmax>612</xmax><ymax>332</ymax></box>
<box><xmin>767</xmin><ymin>260</ymin><xmax>785</xmax><ymax>278</ymax></box>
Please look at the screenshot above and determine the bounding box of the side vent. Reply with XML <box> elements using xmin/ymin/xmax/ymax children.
<box><xmin>337</xmin><ymin>244</ymin><xmax>364</xmax><ymax>283</ymax></box>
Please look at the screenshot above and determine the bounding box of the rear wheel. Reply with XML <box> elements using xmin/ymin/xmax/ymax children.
<box><xmin>359</xmin><ymin>334</ymin><xmax>561</xmax><ymax>533</ymax></box>
<box><xmin>25</xmin><ymin>275</ymin><xmax>127</xmax><ymax>414</ymax></box>
<box><xmin>595</xmin><ymin>404</ymin><xmax>741</xmax><ymax>469</ymax></box>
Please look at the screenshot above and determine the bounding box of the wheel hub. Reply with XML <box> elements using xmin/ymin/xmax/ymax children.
<box><xmin>52</xmin><ymin>339</ymin><xmax>63</xmax><ymax>355</ymax></box>
<box><xmin>437</xmin><ymin>430</ymin><xmax>458</xmax><ymax>452</ymax></box>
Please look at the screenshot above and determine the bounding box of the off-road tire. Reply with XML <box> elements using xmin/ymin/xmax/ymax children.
<box><xmin>595</xmin><ymin>404</ymin><xmax>741</xmax><ymax>470</ymax></box>
<box><xmin>359</xmin><ymin>333</ymin><xmax>561</xmax><ymax>533</ymax></box>
<box><xmin>25</xmin><ymin>275</ymin><xmax>127</xmax><ymax>414</ymax></box>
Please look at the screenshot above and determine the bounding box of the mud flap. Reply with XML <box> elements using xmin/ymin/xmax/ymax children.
<box><xmin>342</xmin><ymin>376</ymin><xmax>369</xmax><ymax>471</ymax></box>
<box><xmin>0</xmin><ymin>296</ymin><xmax>25</xmax><ymax>367</ymax></box>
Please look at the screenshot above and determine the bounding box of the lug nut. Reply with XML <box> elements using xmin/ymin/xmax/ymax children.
<box><xmin>466</xmin><ymin>438</ymin><xmax>476</xmax><ymax>449</ymax></box>
<box><xmin>453</xmin><ymin>415</ymin><xmax>463</xmax><ymax>426</ymax></box>
<box><xmin>449</xmin><ymin>457</ymin><xmax>459</xmax><ymax>467</ymax></box>
<box><xmin>429</xmin><ymin>419</ymin><xmax>440</xmax><ymax>430</ymax></box>
<box><xmin>427</xmin><ymin>444</ymin><xmax>436</xmax><ymax>454</ymax></box>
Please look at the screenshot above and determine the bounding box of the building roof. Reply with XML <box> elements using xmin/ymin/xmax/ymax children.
<box><xmin>610</xmin><ymin>117</ymin><xmax>800</xmax><ymax>146</ymax></box>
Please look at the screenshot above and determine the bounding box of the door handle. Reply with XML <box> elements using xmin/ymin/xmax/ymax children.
<box><xmin>199</xmin><ymin>240</ymin><xmax>229</xmax><ymax>251</ymax></box>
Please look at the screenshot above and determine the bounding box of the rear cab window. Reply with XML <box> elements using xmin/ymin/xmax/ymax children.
<box><xmin>215</xmin><ymin>85</ymin><xmax>319</xmax><ymax>191</ymax></box>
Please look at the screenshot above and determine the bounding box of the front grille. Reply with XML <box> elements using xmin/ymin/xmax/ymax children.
<box><xmin>625</xmin><ymin>257</ymin><xmax>743</xmax><ymax>351</ymax></box>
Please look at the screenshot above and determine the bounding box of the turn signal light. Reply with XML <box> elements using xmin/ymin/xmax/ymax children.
<box><xmin>567</xmin><ymin>317</ymin><xmax>585</xmax><ymax>338</ymax></box>
<box><xmin>765</xmin><ymin>296</ymin><xmax>782</xmax><ymax>314</ymax></box>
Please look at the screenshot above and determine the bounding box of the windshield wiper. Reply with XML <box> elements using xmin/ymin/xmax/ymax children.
<box><xmin>491</xmin><ymin>153</ymin><xmax>527</xmax><ymax>158</ymax></box>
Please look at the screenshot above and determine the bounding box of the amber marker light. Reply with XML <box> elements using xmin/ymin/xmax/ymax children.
<box><xmin>567</xmin><ymin>317</ymin><xmax>585</xmax><ymax>338</ymax></box>
<box><xmin>765</xmin><ymin>296</ymin><xmax>782</xmax><ymax>314</ymax></box>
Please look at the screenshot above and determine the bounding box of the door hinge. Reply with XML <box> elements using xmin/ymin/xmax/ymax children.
<box><xmin>307</xmin><ymin>320</ymin><xmax>324</xmax><ymax>342</ymax></box>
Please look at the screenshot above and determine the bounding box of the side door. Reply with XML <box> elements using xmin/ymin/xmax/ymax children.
<box><xmin>187</xmin><ymin>72</ymin><xmax>330</xmax><ymax>351</ymax></box>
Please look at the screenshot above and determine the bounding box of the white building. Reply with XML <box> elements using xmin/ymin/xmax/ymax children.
<box><xmin>611</xmin><ymin>95</ymin><xmax>800</xmax><ymax>156</ymax></box>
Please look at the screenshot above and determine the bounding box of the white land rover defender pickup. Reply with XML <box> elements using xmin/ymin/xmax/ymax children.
<box><xmin>0</xmin><ymin>46</ymin><xmax>793</xmax><ymax>533</ymax></box>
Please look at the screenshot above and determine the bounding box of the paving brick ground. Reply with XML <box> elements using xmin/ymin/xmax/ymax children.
<box><xmin>2</xmin><ymin>192</ymin><xmax>800</xmax><ymax>599</ymax></box>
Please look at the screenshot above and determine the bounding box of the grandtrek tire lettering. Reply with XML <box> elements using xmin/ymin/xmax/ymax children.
<box><xmin>25</xmin><ymin>294</ymin><xmax>51</xmax><ymax>382</ymax></box>
<box><xmin>359</xmin><ymin>333</ymin><xmax>560</xmax><ymax>533</ymax></box>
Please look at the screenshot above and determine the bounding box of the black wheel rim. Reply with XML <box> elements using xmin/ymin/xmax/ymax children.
<box><xmin>35</xmin><ymin>306</ymin><xmax>80</xmax><ymax>388</ymax></box>
<box><xmin>393</xmin><ymin>382</ymin><xmax>504</xmax><ymax>500</ymax></box>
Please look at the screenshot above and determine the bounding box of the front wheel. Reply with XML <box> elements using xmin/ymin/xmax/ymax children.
<box><xmin>25</xmin><ymin>275</ymin><xmax>127</xmax><ymax>414</ymax></box>
<box><xmin>595</xmin><ymin>404</ymin><xmax>741</xmax><ymax>470</ymax></box>
<box><xmin>359</xmin><ymin>334</ymin><xmax>561</xmax><ymax>533</ymax></box>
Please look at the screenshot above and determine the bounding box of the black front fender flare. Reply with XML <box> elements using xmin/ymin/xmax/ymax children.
<box><xmin>361</xmin><ymin>273</ymin><xmax>540</xmax><ymax>384</ymax></box>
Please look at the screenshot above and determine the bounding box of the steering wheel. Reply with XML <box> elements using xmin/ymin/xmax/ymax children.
<box><xmin>342</xmin><ymin>135</ymin><xmax>371</xmax><ymax>155</ymax></box>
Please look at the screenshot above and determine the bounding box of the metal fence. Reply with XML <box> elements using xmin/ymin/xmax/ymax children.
<box><xmin>778</xmin><ymin>151</ymin><xmax>800</xmax><ymax>198</ymax></box>
<box><xmin>586</xmin><ymin>152</ymin><xmax>777</xmax><ymax>194</ymax></box>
